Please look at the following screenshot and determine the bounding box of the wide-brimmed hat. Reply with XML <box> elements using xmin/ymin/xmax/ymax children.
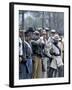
<box><xmin>51</xmin><ymin>29</ymin><xmax>56</xmax><ymax>33</ymax></box>
<box><xmin>27</xmin><ymin>27</ymin><xmax>34</xmax><ymax>32</ymax></box>
<box><xmin>45</xmin><ymin>27</ymin><xmax>50</xmax><ymax>32</ymax></box>
<box><xmin>19</xmin><ymin>29</ymin><xmax>26</xmax><ymax>32</ymax></box>
<box><xmin>34</xmin><ymin>31</ymin><xmax>40</xmax><ymax>34</ymax></box>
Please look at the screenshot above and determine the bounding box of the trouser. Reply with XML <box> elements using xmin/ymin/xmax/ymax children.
<box><xmin>48</xmin><ymin>67</ymin><xmax>57</xmax><ymax>78</ymax></box>
<box><xmin>42</xmin><ymin>58</ymin><xmax>48</xmax><ymax>78</ymax></box>
<box><xmin>19</xmin><ymin>63</ymin><xmax>28</xmax><ymax>79</ymax></box>
<box><xmin>58</xmin><ymin>65</ymin><xmax>64</xmax><ymax>77</ymax></box>
<box><xmin>26</xmin><ymin>59</ymin><xmax>32</xmax><ymax>79</ymax></box>
<box><xmin>19</xmin><ymin>59</ymin><xmax>32</xmax><ymax>79</ymax></box>
<box><xmin>33</xmin><ymin>56</ymin><xmax>42</xmax><ymax>78</ymax></box>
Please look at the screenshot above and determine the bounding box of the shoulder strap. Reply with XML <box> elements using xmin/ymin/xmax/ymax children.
<box><xmin>53</xmin><ymin>43</ymin><xmax>61</xmax><ymax>56</ymax></box>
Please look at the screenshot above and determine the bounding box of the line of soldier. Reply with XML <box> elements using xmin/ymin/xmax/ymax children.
<box><xmin>19</xmin><ymin>27</ymin><xmax>64</xmax><ymax>79</ymax></box>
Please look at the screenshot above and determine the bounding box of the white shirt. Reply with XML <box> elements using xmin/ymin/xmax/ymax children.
<box><xmin>19</xmin><ymin>37</ymin><xmax>23</xmax><ymax>56</ymax></box>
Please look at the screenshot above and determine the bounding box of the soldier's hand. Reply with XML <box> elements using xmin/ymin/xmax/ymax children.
<box><xmin>19</xmin><ymin>57</ymin><xmax>22</xmax><ymax>62</ymax></box>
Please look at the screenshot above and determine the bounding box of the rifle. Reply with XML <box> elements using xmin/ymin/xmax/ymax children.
<box><xmin>22</xmin><ymin>30</ymin><xmax>30</xmax><ymax>73</ymax></box>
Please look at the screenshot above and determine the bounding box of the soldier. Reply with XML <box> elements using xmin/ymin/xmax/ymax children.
<box><xmin>19</xmin><ymin>30</ymin><xmax>29</xmax><ymax>79</ymax></box>
<box><xmin>24</xmin><ymin>30</ymin><xmax>33</xmax><ymax>79</ymax></box>
<box><xmin>46</xmin><ymin>34</ymin><xmax>64</xmax><ymax>77</ymax></box>
<box><xmin>39</xmin><ymin>30</ymin><xmax>48</xmax><ymax>78</ymax></box>
<box><xmin>19</xmin><ymin>28</ymin><xmax>33</xmax><ymax>79</ymax></box>
<box><xmin>31</xmin><ymin>31</ymin><xmax>43</xmax><ymax>78</ymax></box>
<box><xmin>45</xmin><ymin>29</ymin><xmax>57</xmax><ymax>77</ymax></box>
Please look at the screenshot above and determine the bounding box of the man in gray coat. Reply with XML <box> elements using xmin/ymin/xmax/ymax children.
<box><xmin>46</xmin><ymin>34</ymin><xmax>64</xmax><ymax>77</ymax></box>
